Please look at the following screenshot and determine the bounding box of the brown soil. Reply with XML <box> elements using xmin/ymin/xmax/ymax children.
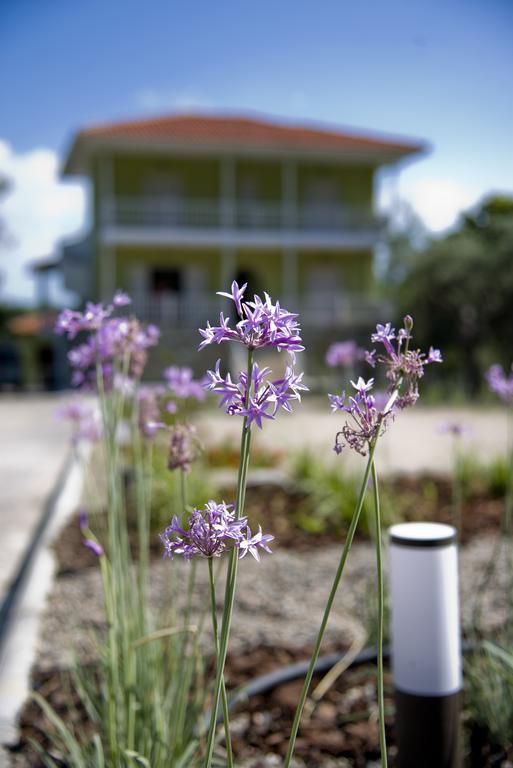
<box><xmin>8</xmin><ymin>644</ymin><xmax>512</xmax><ymax>767</ymax></box>
<box><xmin>21</xmin><ymin>476</ymin><xmax>509</xmax><ymax>766</ymax></box>
<box><xmin>52</xmin><ymin>476</ymin><xmax>505</xmax><ymax>575</ymax></box>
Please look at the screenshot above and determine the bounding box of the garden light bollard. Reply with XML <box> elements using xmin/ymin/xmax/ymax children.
<box><xmin>389</xmin><ymin>522</ymin><xmax>462</xmax><ymax>768</ymax></box>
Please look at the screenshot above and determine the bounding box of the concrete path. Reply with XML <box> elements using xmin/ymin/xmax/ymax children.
<box><xmin>0</xmin><ymin>394</ymin><xmax>84</xmax><ymax>748</ymax></box>
<box><xmin>198</xmin><ymin>402</ymin><xmax>509</xmax><ymax>475</ymax></box>
<box><xmin>0</xmin><ymin>394</ymin><xmax>71</xmax><ymax>605</ymax></box>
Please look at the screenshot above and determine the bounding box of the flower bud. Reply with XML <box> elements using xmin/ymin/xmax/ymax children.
<box><xmin>403</xmin><ymin>315</ymin><xmax>414</xmax><ymax>331</ymax></box>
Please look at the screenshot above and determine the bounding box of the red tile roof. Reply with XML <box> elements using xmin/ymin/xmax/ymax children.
<box><xmin>78</xmin><ymin>113</ymin><xmax>424</xmax><ymax>155</ymax></box>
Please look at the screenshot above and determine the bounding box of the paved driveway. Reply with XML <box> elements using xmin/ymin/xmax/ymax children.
<box><xmin>198</xmin><ymin>403</ymin><xmax>509</xmax><ymax>475</ymax></box>
<box><xmin>0</xmin><ymin>394</ymin><xmax>71</xmax><ymax>604</ymax></box>
<box><xmin>0</xmin><ymin>395</ymin><xmax>508</xmax><ymax>604</ymax></box>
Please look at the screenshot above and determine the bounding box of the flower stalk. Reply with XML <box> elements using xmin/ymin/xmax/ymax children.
<box><xmin>284</xmin><ymin>436</ymin><xmax>380</xmax><ymax>767</ymax></box>
<box><xmin>285</xmin><ymin>316</ymin><xmax>441</xmax><ymax>768</ymax></box>
<box><xmin>203</xmin><ymin>348</ymin><xmax>253</xmax><ymax>767</ymax></box>
<box><xmin>371</xmin><ymin>457</ymin><xmax>388</xmax><ymax>768</ymax></box>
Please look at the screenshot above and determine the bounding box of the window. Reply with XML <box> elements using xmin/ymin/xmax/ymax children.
<box><xmin>152</xmin><ymin>268</ymin><xmax>182</xmax><ymax>294</ymax></box>
<box><xmin>303</xmin><ymin>179</ymin><xmax>341</xmax><ymax>229</ymax></box>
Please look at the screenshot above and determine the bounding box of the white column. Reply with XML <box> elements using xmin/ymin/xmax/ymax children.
<box><xmin>220</xmin><ymin>156</ymin><xmax>236</xmax><ymax>229</ymax></box>
<box><xmin>282</xmin><ymin>248</ymin><xmax>298</xmax><ymax>306</ymax></box>
<box><xmin>282</xmin><ymin>160</ymin><xmax>297</xmax><ymax>229</ymax></box>
<box><xmin>99</xmin><ymin>246</ymin><xmax>116</xmax><ymax>301</ymax></box>
<box><xmin>98</xmin><ymin>154</ymin><xmax>114</xmax><ymax>227</ymax></box>
<box><xmin>220</xmin><ymin>247</ymin><xmax>235</xmax><ymax>291</ymax></box>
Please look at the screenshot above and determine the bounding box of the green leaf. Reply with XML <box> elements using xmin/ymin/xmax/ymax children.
<box><xmin>124</xmin><ymin>749</ymin><xmax>151</xmax><ymax>766</ymax></box>
<box><xmin>31</xmin><ymin>691</ymin><xmax>87</xmax><ymax>768</ymax></box>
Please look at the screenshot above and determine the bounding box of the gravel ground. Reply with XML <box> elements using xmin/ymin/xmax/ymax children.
<box><xmin>36</xmin><ymin>533</ymin><xmax>509</xmax><ymax>672</ymax></box>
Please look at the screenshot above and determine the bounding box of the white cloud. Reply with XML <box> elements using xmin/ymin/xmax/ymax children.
<box><xmin>0</xmin><ymin>140</ymin><xmax>87</xmax><ymax>304</ymax></box>
<box><xmin>134</xmin><ymin>88</ymin><xmax>213</xmax><ymax>113</ymax></box>
<box><xmin>400</xmin><ymin>177</ymin><xmax>482</xmax><ymax>233</ymax></box>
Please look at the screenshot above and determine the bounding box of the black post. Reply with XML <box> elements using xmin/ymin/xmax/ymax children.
<box><xmin>389</xmin><ymin>523</ymin><xmax>462</xmax><ymax>768</ymax></box>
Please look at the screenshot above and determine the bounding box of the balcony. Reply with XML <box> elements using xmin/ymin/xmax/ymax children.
<box><xmin>100</xmin><ymin>197</ymin><xmax>384</xmax><ymax>249</ymax></box>
<box><xmin>131</xmin><ymin>292</ymin><xmax>390</xmax><ymax>331</ymax></box>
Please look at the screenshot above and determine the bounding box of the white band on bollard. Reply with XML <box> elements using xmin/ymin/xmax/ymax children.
<box><xmin>389</xmin><ymin>522</ymin><xmax>461</xmax><ymax>695</ymax></box>
<box><xmin>389</xmin><ymin>522</ymin><xmax>462</xmax><ymax>768</ymax></box>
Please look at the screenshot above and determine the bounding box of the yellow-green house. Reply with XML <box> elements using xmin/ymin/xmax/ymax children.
<box><xmin>60</xmin><ymin>113</ymin><xmax>424</xmax><ymax>339</ymax></box>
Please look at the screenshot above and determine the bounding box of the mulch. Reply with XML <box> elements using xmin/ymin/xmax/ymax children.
<box><xmin>7</xmin><ymin>475</ymin><xmax>511</xmax><ymax>766</ymax></box>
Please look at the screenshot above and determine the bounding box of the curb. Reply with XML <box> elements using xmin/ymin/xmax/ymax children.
<box><xmin>0</xmin><ymin>448</ymin><xmax>85</xmax><ymax>745</ymax></box>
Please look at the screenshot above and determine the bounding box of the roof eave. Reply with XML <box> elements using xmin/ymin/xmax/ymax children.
<box><xmin>62</xmin><ymin>134</ymin><xmax>427</xmax><ymax>178</ymax></box>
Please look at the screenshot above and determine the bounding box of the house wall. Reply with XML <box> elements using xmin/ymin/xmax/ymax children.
<box><xmin>113</xmin><ymin>155</ymin><xmax>220</xmax><ymax>198</ymax></box>
<box><xmin>108</xmin><ymin>153</ymin><xmax>375</xmax><ymax>208</ymax></box>
<box><xmin>296</xmin><ymin>164</ymin><xmax>374</xmax><ymax>209</ymax></box>
<box><xmin>110</xmin><ymin>246</ymin><xmax>373</xmax><ymax>300</ymax></box>
<box><xmin>84</xmin><ymin>152</ymin><xmax>377</xmax><ymax>302</ymax></box>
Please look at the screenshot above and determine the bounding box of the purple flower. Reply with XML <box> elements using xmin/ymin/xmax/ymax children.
<box><xmin>486</xmin><ymin>363</ymin><xmax>513</xmax><ymax>405</ymax></box>
<box><xmin>427</xmin><ymin>347</ymin><xmax>443</xmax><ymax>363</ymax></box>
<box><xmin>350</xmin><ymin>377</ymin><xmax>374</xmax><ymax>394</ymax></box>
<box><xmin>364</xmin><ymin>317</ymin><xmax>443</xmax><ymax>412</ymax></box>
<box><xmin>113</xmin><ymin>290</ymin><xmax>131</xmax><ymax>308</ymax></box>
<box><xmin>330</xmin><ymin>315</ymin><xmax>441</xmax><ymax>455</ymax></box>
<box><xmin>78</xmin><ymin>509</ymin><xmax>89</xmax><ymax>532</ymax></box>
<box><xmin>205</xmin><ymin>360</ymin><xmax>307</xmax><ymax>429</ymax></box>
<box><xmin>326</xmin><ymin>340</ymin><xmax>362</xmax><ymax>368</ymax></box>
<box><xmin>163</xmin><ymin>366</ymin><xmax>206</xmax><ymax>401</ymax></box>
<box><xmin>371</xmin><ymin>323</ymin><xmax>396</xmax><ymax>343</ymax></box>
<box><xmin>237</xmin><ymin>526</ymin><xmax>274</xmax><ymax>561</ymax></box>
<box><xmin>160</xmin><ymin>500</ymin><xmax>272</xmax><ymax>561</ymax></box>
<box><xmin>330</xmin><ymin>378</ymin><xmax>394</xmax><ymax>456</ymax></box>
<box><xmin>84</xmin><ymin>539</ymin><xmax>104</xmax><ymax>557</ymax></box>
<box><xmin>437</xmin><ymin>421</ymin><xmax>472</xmax><ymax>438</ymax></box>
<box><xmin>136</xmin><ymin>386</ymin><xmax>163</xmax><ymax>438</ymax></box>
<box><xmin>55</xmin><ymin>294</ymin><xmax>160</xmax><ymax>392</ymax></box>
<box><xmin>56</xmin><ymin>401</ymin><xmax>102</xmax><ymax>443</ymax></box>
<box><xmin>167</xmin><ymin>423</ymin><xmax>200</xmax><ymax>473</ymax></box>
<box><xmin>218</xmin><ymin>280</ymin><xmax>247</xmax><ymax>316</ymax></box>
<box><xmin>199</xmin><ymin>281</ymin><xmax>304</xmax><ymax>360</ymax></box>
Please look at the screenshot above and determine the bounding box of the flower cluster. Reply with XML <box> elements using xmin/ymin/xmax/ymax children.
<box><xmin>437</xmin><ymin>421</ymin><xmax>472</xmax><ymax>438</ymax></box>
<box><xmin>330</xmin><ymin>317</ymin><xmax>442</xmax><ymax>455</ymax></box>
<box><xmin>167</xmin><ymin>423</ymin><xmax>200</xmax><ymax>473</ymax></box>
<box><xmin>326</xmin><ymin>340</ymin><xmax>364</xmax><ymax>368</ymax></box>
<box><xmin>486</xmin><ymin>363</ymin><xmax>513</xmax><ymax>405</ymax></box>
<box><xmin>200</xmin><ymin>282</ymin><xmax>307</xmax><ymax>428</ymax></box>
<box><xmin>164</xmin><ymin>365</ymin><xmax>206</xmax><ymax>401</ymax></box>
<box><xmin>56</xmin><ymin>401</ymin><xmax>102</xmax><ymax>444</ymax></box>
<box><xmin>205</xmin><ymin>360</ymin><xmax>307</xmax><ymax>428</ymax></box>
<box><xmin>160</xmin><ymin>500</ymin><xmax>274</xmax><ymax>561</ymax></box>
<box><xmin>366</xmin><ymin>318</ymin><xmax>442</xmax><ymax>409</ymax></box>
<box><xmin>329</xmin><ymin>377</ymin><xmax>393</xmax><ymax>456</ymax></box>
<box><xmin>199</xmin><ymin>281</ymin><xmax>304</xmax><ymax>360</ymax></box>
<box><xmin>55</xmin><ymin>292</ymin><xmax>159</xmax><ymax>390</ymax></box>
<box><xmin>137</xmin><ymin>385</ymin><xmax>166</xmax><ymax>438</ymax></box>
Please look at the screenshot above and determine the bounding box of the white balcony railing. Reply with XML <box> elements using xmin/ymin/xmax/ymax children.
<box><xmin>102</xmin><ymin>197</ymin><xmax>383</xmax><ymax>234</ymax></box>
<box><xmin>131</xmin><ymin>293</ymin><xmax>390</xmax><ymax>330</ymax></box>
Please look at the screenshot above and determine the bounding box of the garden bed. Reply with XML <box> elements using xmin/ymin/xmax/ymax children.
<box><xmin>6</xmin><ymin>464</ymin><xmax>513</xmax><ymax>766</ymax></box>
<box><xmin>52</xmin><ymin>472</ymin><xmax>505</xmax><ymax>576</ymax></box>
<box><xmin>8</xmin><ymin>643</ymin><xmax>513</xmax><ymax>767</ymax></box>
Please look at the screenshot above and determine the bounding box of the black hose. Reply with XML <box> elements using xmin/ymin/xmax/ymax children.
<box><xmin>221</xmin><ymin>639</ymin><xmax>477</xmax><ymax>721</ymax></box>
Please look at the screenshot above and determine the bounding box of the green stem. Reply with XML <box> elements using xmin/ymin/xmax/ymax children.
<box><xmin>371</xmin><ymin>458</ymin><xmax>388</xmax><ymax>768</ymax></box>
<box><xmin>452</xmin><ymin>438</ymin><xmax>463</xmax><ymax>541</ymax></box>
<box><xmin>204</xmin><ymin>348</ymin><xmax>254</xmax><ymax>768</ymax></box>
<box><xmin>180</xmin><ymin>468</ymin><xmax>188</xmax><ymax>511</ymax></box>
<box><xmin>208</xmin><ymin>558</ymin><xmax>234</xmax><ymax>767</ymax></box>
<box><xmin>283</xmin><ymin>437</ymin><xmax>379</xmax><ymax>768</ymax></box>
<box><xmin>473</xmin><ymin>414</ymin><xmax>513</xmax><ymax>635</ymax></box>
<box><xmin>504</xmin><ymin>421</ymin><xmax>513</xmax><ymax>642</ymax></box>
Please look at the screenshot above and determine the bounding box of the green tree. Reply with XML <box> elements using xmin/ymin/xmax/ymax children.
<box><xmin>392</xmin><ymin>195</ymin><xmax>513</xmax><ymax>397</ymax></box>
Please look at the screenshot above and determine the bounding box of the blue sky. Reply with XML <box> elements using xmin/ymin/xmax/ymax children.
<box><xmin>1</xmin><ymin>0</ymin><xmax>512</xmax><ymax>302</ymax></box>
